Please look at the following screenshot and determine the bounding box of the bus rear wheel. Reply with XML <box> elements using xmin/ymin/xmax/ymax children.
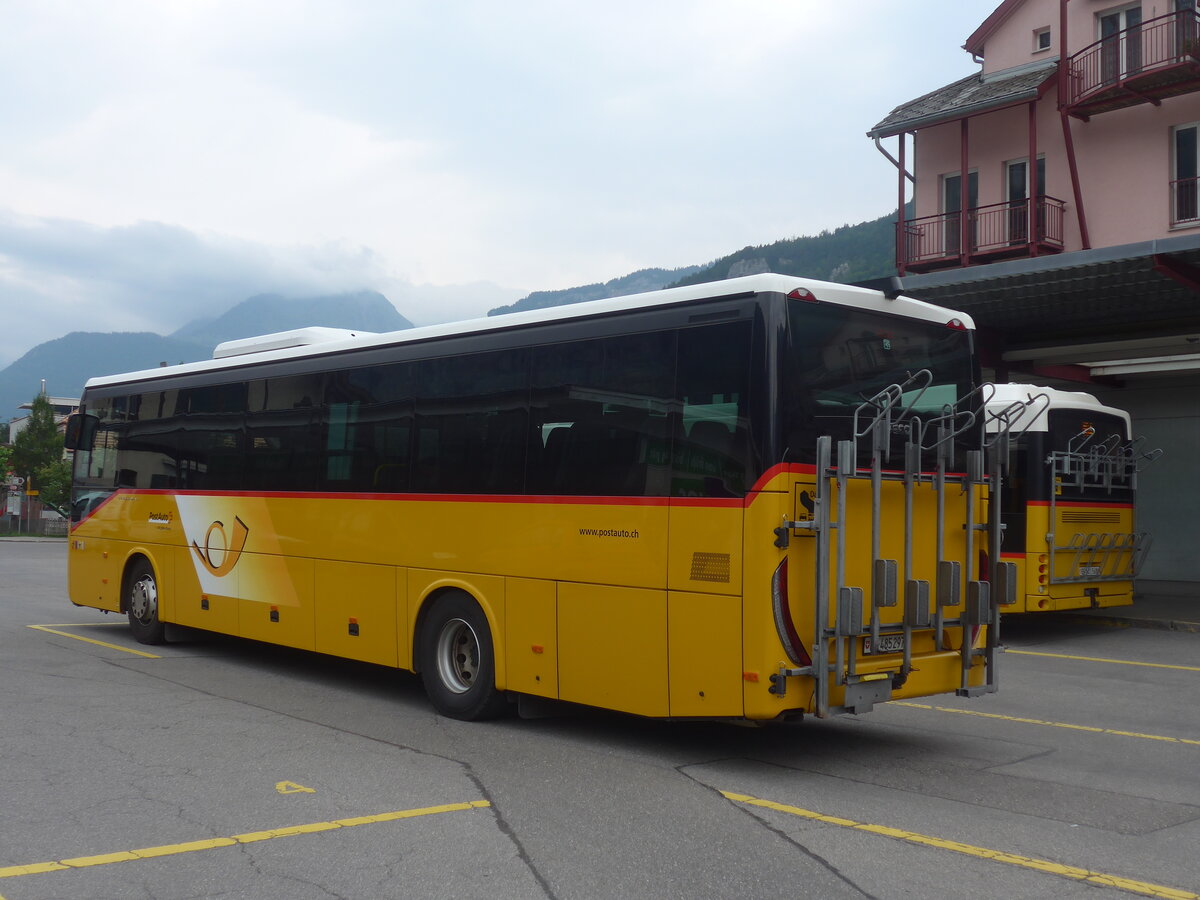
<box><xmin>126</xmin><ymin>559</ymin><xmax>166</xmax><ymax>645</ymax></box>
<box><xmin>419</xmin><ymin>591</ymin><xmax>507</xmax><ymax>720</ymax></box>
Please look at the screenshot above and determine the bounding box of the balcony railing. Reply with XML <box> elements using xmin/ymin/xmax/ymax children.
<box><xmin>1067</xmin><ymin>10</ymin><xmax>1200</xmax><ymax>114</ymax></box>
<box><xmin>1171</xmin><ymin>176</ymin><xmax>1200</xmax><ymax>227</ymax></box>
<box><xmin>897</xmin><ymin>197</ymin><xmax>1065</xmax><ymax>274</ymax></box>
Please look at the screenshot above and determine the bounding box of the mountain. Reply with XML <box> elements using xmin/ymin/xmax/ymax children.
<box><xmin>1</xmin><ymin>291</ymin><xmax>413</xmax><ymax>420</ymax></box>
<box><xmin>2</xmin><ymin>213</ymin><xmax>904</xmax><ymax>420</ymax></box>
<box><xmin>487</xmin><ymin>267</ymin><xmax>702</xmax><ymax>316</ymax></box>
<box><xmin>1</xmin><ymin>332</ymin><xmax>211</xmax><ymax>417</ymax></box>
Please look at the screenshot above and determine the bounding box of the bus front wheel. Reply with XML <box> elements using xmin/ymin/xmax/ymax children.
<box><xmin>419</xmin><ymin>591</ymin><xmax>507</xmax><ymax>720</ymax></box>
<box><xmin>126</xmin><ymin>559</ymin><xmax>166</xmax><ymax>645</ymax></box>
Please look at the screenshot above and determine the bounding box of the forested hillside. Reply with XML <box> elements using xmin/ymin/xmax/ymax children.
<box><xmin>671</xmin><ymin>208</ymin><xmax>902</xmax><ymax>288</ymax></box>
<box><xmin>491</xmin><ymin>208</ymin><xmax>904</xmax><ymax>317</ymax></box>
<box><xmin>488</xmin><ymin>267</ymin><xmax>701</xmax><ymax>317</ymax></box>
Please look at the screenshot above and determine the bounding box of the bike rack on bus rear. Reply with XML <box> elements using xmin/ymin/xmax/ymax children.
<box><xmin>773</xmin><ymin>375</ymin><xmax>1043</xmax><ymax>718</ymax></box>
<box><xmin>1045</xmin><ymin>428</ymin><xmax>1162</xmax><ymax>585</ymax></box>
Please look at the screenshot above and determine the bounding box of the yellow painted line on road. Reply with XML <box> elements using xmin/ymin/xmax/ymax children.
<box><xmin>0</xmin><ymin>800</ymin><xmax>491</xmax><ymax>881</ymax></box>
<box><xmin>26</xmin><ymin>624</ymin><xmax>161</xmax><ymax>659</ymax></box>
<box><xmin>722</xmin><ymin>791</ymin><xmax>1198</xmax><ymax>900</ymax></box>
<box><xmin>892</xmin><ymin>702</ymin><xmax>1200</xmax><ymax>747</ymax></box>
<box><xmin>1007</xmin><ymin>649</ymin><xmax>1200</xmax><ymax>673</ymax></box>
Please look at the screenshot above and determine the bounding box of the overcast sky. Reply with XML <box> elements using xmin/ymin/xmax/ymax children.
<box><xmin>0</xmin><ymin>0</ymin><xmax>999</xmax><ymax>367</ymax></box>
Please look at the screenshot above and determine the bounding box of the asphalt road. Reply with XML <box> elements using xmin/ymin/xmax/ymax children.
<box><xmin>2</xmin><ymin>540</ymin><xmax>1197</xmax><ymax>900</ymax></box>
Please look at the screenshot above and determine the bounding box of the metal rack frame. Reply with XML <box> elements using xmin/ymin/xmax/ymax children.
<box><xmin>773</xmin><ymin>376</ymin><xmax>1043</xmax><ymax>717</ymax></box>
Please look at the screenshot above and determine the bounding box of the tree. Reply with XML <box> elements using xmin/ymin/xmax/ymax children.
<box><xmin>10</xmin><ymin>394</ymin><xmax>67</xmax><ymax>513</ymax></box>
<box><xmin>35</xmin><ymin>458</ymin><xmax>72</xmax><ymax>515</ymax></box>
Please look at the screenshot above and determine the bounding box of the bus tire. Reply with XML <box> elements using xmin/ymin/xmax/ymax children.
<box><xmin>125</xmin><ymin>558</ymin><xmax>166</xmax><ymax>645</ymax></box>
<box><xmin>419</xmin><ymin>591</ymin><xmax>507</xmax><ymax>721</ymax></box>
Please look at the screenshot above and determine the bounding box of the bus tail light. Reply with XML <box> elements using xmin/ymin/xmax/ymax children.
<box><xmin>946</xmin><ymin>317</ymin><xmax>968</xmax><ymax>331</ymax></box>
<box><xmin>771</xmin><ymin>559</ymin><xmax>812</xmax><ymax>667</ymax></box>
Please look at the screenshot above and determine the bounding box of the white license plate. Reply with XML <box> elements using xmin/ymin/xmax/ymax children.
<box><xmin>863</xmin><ymin>634</ymin><xmax>904</xmax><ymax>655</ymax></box>
<box><xmin>1079</xmin><ymin>566</ymin><xmax>1102</xmax><ymax>578</ymax></box>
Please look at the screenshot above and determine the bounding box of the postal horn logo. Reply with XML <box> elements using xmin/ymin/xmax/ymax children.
<box><xmin>192</xmin><ymin>517</ymin><xmax>250</xmax><ymax>577</ymax></box>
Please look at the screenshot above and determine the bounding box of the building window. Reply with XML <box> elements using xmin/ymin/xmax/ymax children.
<box><xmin>1034</xmin><ymin>27</ymin><xmax>1052</xmax><ymax>52</ymax></box>
<box><xmin>1177</xmin><ymin>1</ymin><xmax>1200</xmax><ymax>59</ymax></box>
<box><xmin>1099</xmin><ymin>4</ymin><xmax>1143</xmax><ymax>83</ymax></box>
<box><xmin>1005</xmin><ymin>156</ymin><xmax>1047</xmax><ymax>244</ymax></box>
<box><xmin>1172</xmin><ymin>124</ymin><xmax>1199</xmax><ymax>225</ymax></box>
<box><xmin>941</xmin><ymin>171</ymin><xmax>978</xmax><ymax>256</ymax></box>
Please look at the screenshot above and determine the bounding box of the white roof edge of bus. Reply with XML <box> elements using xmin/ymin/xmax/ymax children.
<box><xmin>83</xmin><ymin>273</ymin><xmax>977</xmax><ymax>389</ymax></box>
<box><xmin>984</xmin><ymin>382</ymin><xmax>1131</xmax><ymax>432</ymax></box>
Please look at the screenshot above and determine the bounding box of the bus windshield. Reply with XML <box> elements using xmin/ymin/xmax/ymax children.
<box><xmin>785</xmin><ymin>300</ymin><xmax>975</xmax><ymax>458</ymax></box>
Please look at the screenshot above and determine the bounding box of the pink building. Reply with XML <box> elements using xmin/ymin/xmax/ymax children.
<box><xmin>873</xmin><ymin>0</ymin><xmax>1200</xmax><ymax>272</ymax></box>
<box><xmin>869</xmin><ymin>0</ymin><xmax>1200</xmax><ymax>583</ymax></box>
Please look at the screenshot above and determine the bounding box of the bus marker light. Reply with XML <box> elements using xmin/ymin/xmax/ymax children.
<box><xmin>787</xmin><ymin>288</ymin><xmax>818</xmax><ymax>302</ymax></box>
<box><xmin>348</xmin><ymin>618</ymin><xmax>359</xmax><ymax>636</ymax></box>
<box><xmin>270</xmin><ymin>606</ymin><xmax>280</xmax><ymax>623</ymax></box>
<box><xmin>946</xmin><ymin>318</ymin><xmax>967</xmax><ymax>330</ymax></box>
<box><xmin>743</xmin><ymin>671</ymin><xmax>759</xmax><ymax>682</ymax></box>
<box><xmin>531</xmin><ymin>644</ymin><xmax>544</xmax><ymax>654</ymax></box>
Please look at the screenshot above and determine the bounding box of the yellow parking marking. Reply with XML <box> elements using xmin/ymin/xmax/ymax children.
<box><xmin>276</xmin><ymin>781</ymin><xmax>316</xmax><ymax>794</ymax></box>
<box><xmin>26</xmin><ymin>624</ymin><xmax>161</xmax><ymax>659</ymax></box>
<box><xmin>1007</xmin><ymin>649</ymin><xmax>1200</xmax><ymax>673</ymax></box>
<box><xmin>722</xmin><ymin>791</ymin><xmax>1198</xmax><ymax>900</ymax></box>
<box><xmin>892</xmin><ymin>702</ymin><xmax>1200</xmax><ymax>747</ymax></box>
<box><xmin>0</xmin><ymin>800</ymin><xmax>491</xmax><ymax>881</ymax></box>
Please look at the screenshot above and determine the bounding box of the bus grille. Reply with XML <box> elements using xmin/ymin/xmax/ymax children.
<box><xmin>1061</xmin><ymin>511</ymin><xmax>1121</xmax><ymax>524</ymax></box>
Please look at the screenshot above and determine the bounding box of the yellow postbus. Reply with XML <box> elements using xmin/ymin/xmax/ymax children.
<box><xmin>66</xmin><ymin>273</ymin><xmax>1014</xmax><ymax>721</ymax></box>
<box><xmin>986</xmin><ymin>384</ymin><xmax>1159</xmax><ymax>613</ymax></box>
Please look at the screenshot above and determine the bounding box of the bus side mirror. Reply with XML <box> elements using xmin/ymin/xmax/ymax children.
<box><xmin>64</xmin><ymin>413</ymin><xmax>98</xmax><ymax>451</ymax></box>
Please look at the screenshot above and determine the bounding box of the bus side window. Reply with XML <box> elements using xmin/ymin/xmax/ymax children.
<box><xmin>413</xmin><ymin>348</ymin><xmax>529</xmax><ymax>494</ymax></box>
<box><xmin>323</xmin><ymin>363</ymin><xmax>414</xmax><ymax>493</ymax></box>
<box><xmin>673</xmin><ymin>322</ymin><xmax>753</xmax><ymax>497</ymax></box>
<box><xmin>246</xmin><ymin>375</ymin><xmax>322</xmax><ymax>492</ymax></box>
<box><xmin>529</xmin><ymin>331</ymin><xmax>675</xmax><ymax>497</ymax></box>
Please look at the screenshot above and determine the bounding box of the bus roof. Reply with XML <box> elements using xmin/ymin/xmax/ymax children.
<box><xmin>985</xmin><ymin>383</ymin><xmax>1132</xmax><ymax>433</ymax></box>
<box><xmin>83</xmin><ymin>273</ymin><xmax>977</xmax><ymax>390</ymax></box>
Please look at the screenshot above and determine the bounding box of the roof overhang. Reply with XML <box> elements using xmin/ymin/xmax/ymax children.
<box><xmin>964</xmin><ymin>0</ymin><xmax>1025</xmax><ymax>58</ymax></box>
<box><xmin>884</xmin><ymin>232</ymin><xmax>1200</xmax><ymax>379</ymax></box>
<box><xmin>868</xmin><ymin>63</ymin><xmax>1056</xmax><ymax>140</ymax></box>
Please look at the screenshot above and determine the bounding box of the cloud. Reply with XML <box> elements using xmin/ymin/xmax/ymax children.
<box><xmin>0</xmin><ymin>209</ymin><xmax>519</xmax><ymax>366</ymax></box>
<box><xmin>0</xmin><ymin>0</ymin><xmax>1001</xmax><ymax>363</ymax></box>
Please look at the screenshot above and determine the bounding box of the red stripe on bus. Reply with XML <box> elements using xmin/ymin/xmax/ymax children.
<box><xmin>89</xmin><ymin>487</ymin><xmax>787</xmax><ymax>512</ymax></box>
<box><xmin>113</xmin><ymin>488</ymin><xmax>672</xmax><ymax>506</ymax></box>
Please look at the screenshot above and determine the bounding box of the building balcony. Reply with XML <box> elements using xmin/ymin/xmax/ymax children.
<box><xmin>896</xmin><ymin>197</ymin><xmax>1066</xmax><ymax>275</ymax></box>
<box><xmin>1172</xmin><ymin>177</ymin><xmax>1200</xmax><ymax>228</ymax></box>
<box><xmin>1066</xmin><ymin>10</ymin><xmax>1200</xmax><ymax>119</ymax></box>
